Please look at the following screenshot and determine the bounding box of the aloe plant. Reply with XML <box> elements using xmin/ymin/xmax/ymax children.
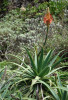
<box><xmin>25</xmin><ymin>48</ymin><xmax>67</xmax><ymax>78</ymax></box>
<box><xmin>23</xmin><ymin>48</ymin><xmax>68</xmax><ymax>99</ymax></box>
<box><xmin>0</xmin><ymin>48</ymin><xmax>67</xmax><ymax>100</ymax></box>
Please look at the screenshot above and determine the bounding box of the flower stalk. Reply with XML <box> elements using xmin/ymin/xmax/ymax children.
<box><xmin>38</xmin><ymin>7</ymin><xmax>53</xmax><ymax>56</ymax></box>
<box><xmin>43</xmin><ymin>26</ymin><xmax>49</xmax><ymax>47</ymax></box>
<box><xmin>43</xmin><ymin>7</ymin><xmax>53</xmax><ymax>47</ymax></box>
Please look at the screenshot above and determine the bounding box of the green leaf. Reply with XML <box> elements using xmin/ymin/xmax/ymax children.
<box><xmin>39</xmin><ymin>66</ymin><xmax>49</xmax><ymax>77</ymax></box>
<box><xmin>0</xmin><ymin>68</ymin><xmax>4</xmax><ymax>78</ymax></box>
<box><xmin>56</xmin><ymin>73</ymin><xmax>62</xmax><ymax>99</ymax></box>
<box><xmin>25</xmin><ymin>48</ymin><xmax>37</xmax><ymax>75</ymax></box>
<box><xmin>49</xmin><ymin>51</ymin><xmax>63</xmax><ymax>68</ymax></box>
<box><xmin>61</xmin><ymin>52</ymin><xmax>68</xmax><ymax>58</ymax></box>
<box><xmin>38</xmin><ymin>48</ymin><xmax>43</xmax><ymax>73</ymax></box>
<box><xmin>23</xmin><ymin>97</ymin><xmax>36</xmax><ymax>100</ymax></box>
<box><xmin>35</xmin><ymin>47</ymin><xmax>37</xmax><ymax>70</ymax></box>
<box><xmin>6</xmin><ymin>54</ymin><xmax>23</xmax><ymax>62</ymax></box>
<box><xmin>57</xmin><ymin>73</ymin><xmax>62</xmax><ymax>87</ymax></box>
<box><xmin>46</xmin><ymin>66</ymin><xmax>68</xmax><ymax>77</ymax></box>
<box><xmin>5</xmin><ymin>61</ymin><xmax>26</xmax><ymax>70</ymax></box>
<box><xmin>38</xmin><ymin>80</ymin><xmax>60</xmax><ymax>100</ymax></box>
<box><xmin>42</xmin><ymin>50</ymin><xmax>52</xmax><ymax>69</ymax></box>
<box><xmin>1</xmin><ymin>83</ymin><xmax>11</xmax><ymax>98</ymax></box>
<box><xmin>31</xmin><ymin>76</ymin><xmax>40</xmax><ymax>87</ymax></box>
<box><xmin>51</xmin><ymin>58</ymin><xmax>62</xmax><ymax>70</ymax></box>
<box><xmin>46</xmin><ymin>49</ymin><xmax>54</xmax><ymax>63</ymax></box>
<box><xmin>51</xmin><ymin>57</ymin><xmax>68</xmax><ymax>70</ymax></box>
<box><xmin>62</xmin><ymin>91</ymin><xmax>67</xmax><ymax>100</ymax></box>
<box><xmin>0</xmin><ymin>61</ymin><xmax>7</xmax><ymax>67</ymax></box>
<box><xmin>53</xmin><ymin>86</ymin><xmax>68</xmax><ymax>92</ymax></box>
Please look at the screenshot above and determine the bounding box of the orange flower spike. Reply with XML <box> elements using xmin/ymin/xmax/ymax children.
<box><xmin>43</xmin><ymin>7</ymin><xmax>53</xmax><ymax>27</ymax></box>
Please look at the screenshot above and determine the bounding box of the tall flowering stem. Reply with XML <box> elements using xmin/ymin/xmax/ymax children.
<box><xmin>43</xmin><ymin>7</ymin><xmax>53</xmax><ymax>47</ymax></box>
<box><xmin>38</xmin><ymin>7</ymin><xmax>53</xmax><ymax>99</ymax></box>
<box><xmin>43</xmin><ymin>27</ymin><xmax>48</xmax><ymax>47</ymax></box>
<box><xmin>38</xmin><ymin>7</ymin><xmax>53</xmax><ymax>56</ymax></box>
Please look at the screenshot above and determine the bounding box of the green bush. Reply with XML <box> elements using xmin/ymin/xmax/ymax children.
<box><xmin>0</xmin><ymin>0</ymin><xmax>8</xmax><ymax>15</ymax></box>
<box><xmin>49</xmin><ymin>0</ymin><xmax>67</xmax><ymax>16</ymax></box>
<box><xmin>46</xmin><ymin>32</ymin><xmax>68</xmax><ymax>53</ymax></box>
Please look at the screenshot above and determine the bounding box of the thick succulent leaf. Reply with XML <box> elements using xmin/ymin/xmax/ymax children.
<box><xmin>0</xmin><ymin>68</ymin><xmax>4</xmax><ymax>78</ymax></box>
<box><xmin>35</xmin><ymin>47</ymin><xmax>37</xmax><ymax>70</ymax></box>
<box><xmin>0</xmin><ymin>95</ymin><xmax>3</xmax><ymax>100</ymax></box>
<box><xmin>65</xmin><ymin>92</ymin><xmax>68</xmax><ymax>100</ymax></box>
<box><xmin>61</xmin><ymin>52</ymin><xmax>68</xmax><ymax>58</ymax></box>
<box><xmin>62</xmin><ymin>57</ymin><xmax>68</xmax><ymax>61</ymax></box>
<box><xmin>1</xmin><ymin>83</ymin><xmax>11</xmax><ymax>99</ymax></box>
<box><xmin>38</xmin><ymin>48</ymin><xmax>43</xmax><ymax>73</ymax></box>
<box><xmin>57</xmin><ymin>73</ymin><xmax>62</xmax><ymax>87</ymax></box>
<box><xmin>46</xmin><ymin>66</ymin><xmax>68</xmax><ymax>77</ymax></box>
<box><xmin>56</xmin><ymin>73</ymin><xmax>62</xmax><ymax>99</ymax></box>
<box><xmin>57</xmin><ymin>73</ymin><xmax>64</xmax><ymax>97</ymax></box>
<box><xmin>39</xmin><ymin>66</ymin><xmax>50</xmax><ymax>77</ymax></box>
<box><xmin>22</xmin><ymin>64</ymin><xmax>35</xmax><ymax>75</ymax></box>
<box><xmin>5</xmin><ymin>61</ymin><xmax>26</xmax><ymax>70</ymax></box>
<box><xmin>44</xmin><ymin>96</ymin><xmax>51</xmax><ymax>99</ymax></box>
<box><xmin>0</xmin><ymin>61</ymin><xmax>25</xmax><ymax>70</ymax></box>
<box><xmin>4</xmin><ymin>61</ymin><xmax>35</xmax><ymax>78</ymax></box>
<box><xmin>53</xmin><ymin>86</ymin><xmax>68</xmax><ymax>100</ymax></box>
<box><xmin>23</xmin><ymin>97</ymin><xmax>36</xmax><ymax>100</ymax></box>
<box><xmin>27</xmin><ymin>69</ymin><xmax>35</xmax><ymax>77</ymax></box>
<box><xmin>51</xmin><ymin>57</ymin><xmax>68</xmax><ymax>70</ymax></box>
<box><xmin>25</xmin><ymin>48</ymin><xmax>37</xmax><ymax>75</ymax></box>
<box><xmin>38</xmin><ymin>80</ymin><xmax>60</xmax><ymax>100</ymax></box>
<box><xmin>62</xmin><ymin>91</ymin><xmax>67</xmax><ymax>100</ymax></box>
<box><xmin>51</xmin><ymin>58</ymin><xmax>62</xmax><ymax>70</ymax></box>
<box><xmin>6</xmin><ymin>54</ymin><xmax>23</xmax><ymax>62</ymax></box>
<box><xmin>0</xmin><ymin>61</ymin><xmax>8</xmax><ymax>67</ymax></box>
<box><xmin>53</xmin><ymin>86</ymin><xmax>68</xmax><ymax>92</ymax></box>
<box><xmin>49</xmin><ymin>51</ymin><xmax>63</xmax><ymax>68</ymax></box>
<box><xmin>42</xmin><ymin>50</ymin><xmax>52</xmax><ymax>69</ymax></box>
<box><xmin>46</xmin><ymin>50</ymin><xmax>54</xmax><ymax>63</ymax></box>
<box><xmin>24</xmin><ymin>69</ymin><xmax>35</xmax><ymax>78</ymax></box>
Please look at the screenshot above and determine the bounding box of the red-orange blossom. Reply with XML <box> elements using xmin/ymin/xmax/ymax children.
<box><xmin>43</xmin><ymin>7</ymin><xmax>53</xmax><ymax>26</ymax></box>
